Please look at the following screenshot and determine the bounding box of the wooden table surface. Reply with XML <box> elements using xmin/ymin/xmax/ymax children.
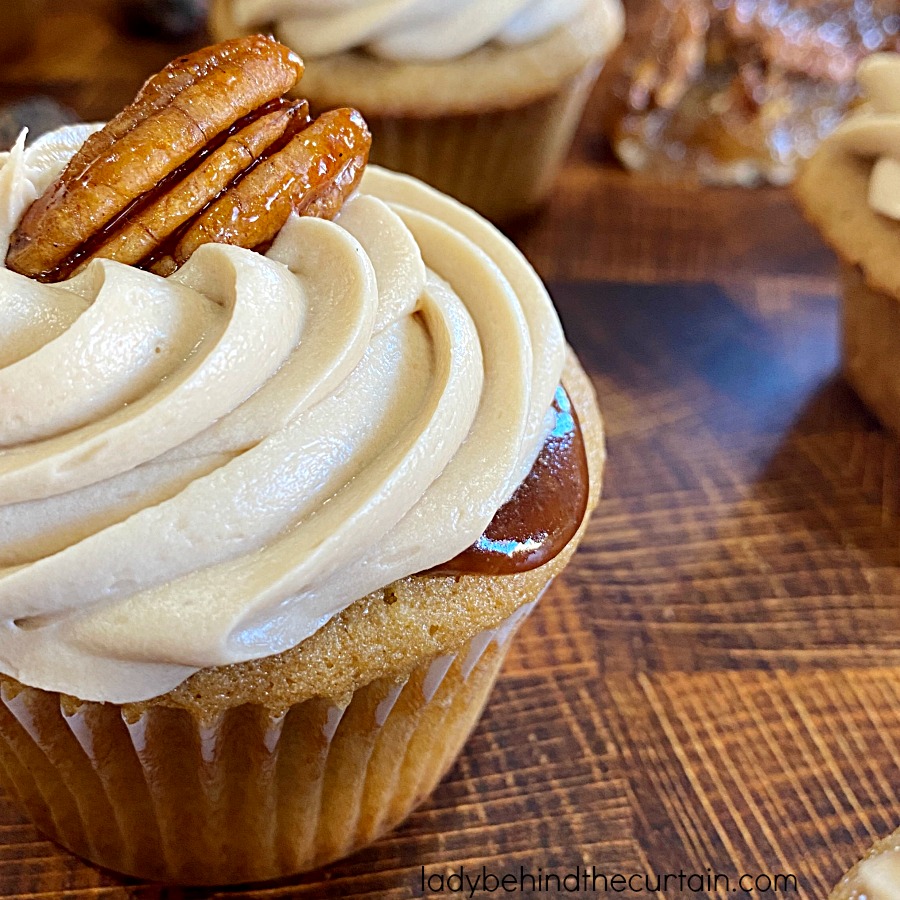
<box><xmin>1</xmin><ymin>2</ymin><xmax>898</xmax><ymax>898</ymax></box>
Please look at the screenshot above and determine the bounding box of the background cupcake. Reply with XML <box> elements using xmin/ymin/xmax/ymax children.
<box><xmin>209</xmin><ymin>0</ymin><xmax>625</xmax><ymax>221</ymax></box>
<box><xmin>795</xmin><ymin>53</ymin><xmax>900</xmax><ymax>437</ymax></box>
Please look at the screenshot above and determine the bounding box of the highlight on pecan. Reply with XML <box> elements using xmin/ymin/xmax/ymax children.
<box><xmin>6</xmin><ymin>35</ymin><xmax>373</xmax><ymax>282</ymax></box>
<box><xmin>68</xmin><ymin>99</ymin><xmax>311</xmax><ymax>276</ymax></box>
<box><xmin>152</xmin><ymin>108</ymin><xmax>371</xmax><ymax>276</ymax></box>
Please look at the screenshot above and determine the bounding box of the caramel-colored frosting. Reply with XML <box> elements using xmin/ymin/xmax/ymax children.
<box><xmin>833</xmin><ymin>840</ymin><xmax>900</xmax><ymax>900</ymax></box>
<box><xmin>0</xmin><ymin>125</ymin><xmax>567</xmax><ymax>703</ymax></box>
<box><xmin>853</xmin><ymin>849</ymin><xmax>900</xmax><ymax>900</ymax></box>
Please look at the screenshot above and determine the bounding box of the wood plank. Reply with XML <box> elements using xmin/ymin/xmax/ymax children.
<box><xmin>508</xmin><ymin>165</ymin><xmax>835</xmax><ymax>285</ymax></box>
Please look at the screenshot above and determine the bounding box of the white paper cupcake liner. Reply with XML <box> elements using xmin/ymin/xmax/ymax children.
<box><xmin>0</xmin><ymin>600</ymin><xmax>535</xmax><ymax>885</ymax></box>
<box><xmin>364</xmin><ymin>64</ymin><xmax>602</xmax><ymax>222</ymax></box>
<box><xmin>841</xmin><ymin>263</ymin><xmax>900</xmax><ymax>438</ymax></box>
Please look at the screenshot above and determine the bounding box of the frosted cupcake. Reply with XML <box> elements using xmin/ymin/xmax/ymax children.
<box><xmin>0</xmin><ymin>37</ymin><xmax>605</xmax><ymax>884</ymax></box>
<box><xmin>830</xmin><ymin>825</ymin><xmax>900</xmax><ymax>900</ymax></box>
<box><xmin>796</xmin><ymin>53</ymin><xmax>900</xmax><ymax>437</ymax></box>
<box><xmin>209</xmin><ymin>0</ymin><xmax>625</xmax><ymax>221</ymax></box>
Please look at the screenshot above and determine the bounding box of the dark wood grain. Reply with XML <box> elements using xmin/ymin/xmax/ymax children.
<box><xmin>0</xmin><ymin>1</ymin><xmax>897</xmax><ymax>899</ymax></box>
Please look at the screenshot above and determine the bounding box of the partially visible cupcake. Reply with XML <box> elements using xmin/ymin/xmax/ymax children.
<box><xmin>795</xmin><ymin>53</ymin><xmax>900</xmax><ymax>436</ymax></box>
<box><xmin>209</xmin><ymin>0</ymin><xmax>624</xmax><ymax>221</ymax></box>
<box><xmin>830</xmin><ymin>824</ymin><xmax>900</xmax><ymax>900</ymax></box>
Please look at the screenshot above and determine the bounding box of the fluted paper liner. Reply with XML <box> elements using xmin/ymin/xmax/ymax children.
<box><xmin>0</xmin><ymin>601</ymin><xmax>534</xmax><ymax>885</ymax></box>
<box><xmin>365</xmin><ymin>65</ymin><xmax>601</xmax><ymax>222</ymax></box>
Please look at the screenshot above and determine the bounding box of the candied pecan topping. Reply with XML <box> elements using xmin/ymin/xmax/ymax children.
<box><xmin>6</xmin><ymin>35</ymin><xmax>372</xmax><ymax>282</ymax></box>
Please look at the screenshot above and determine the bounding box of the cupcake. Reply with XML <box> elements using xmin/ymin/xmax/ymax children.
<box><xmin>0</xmin><ymin>36</ymin><xmax>605</xmax><ymax>885</ymax></box>
<box><xmin>208</xmin><ymin>0</ymin><xmax>625</xmax><ymax>222</ymax></box>
<box><xmin>830</xmin><ymin>825</ymin><xmax>900</xmax><ymax>900</ymax></box>
<box><xmin>795</xmin><ymin>53</ymin><xmax>900</xmax><ymax>437</ymax></box>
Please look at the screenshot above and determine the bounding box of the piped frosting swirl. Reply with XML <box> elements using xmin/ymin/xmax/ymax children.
<box><xmin>0</xmin><ymin>125</ymin><xmax>565</xmax><ymax>703</ymax></box>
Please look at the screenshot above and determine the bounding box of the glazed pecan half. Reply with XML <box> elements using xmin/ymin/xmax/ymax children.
<box><xmin>6</xmin><ymin>35</ymin><xmax>372</xmax><ymax>282</ymax></box>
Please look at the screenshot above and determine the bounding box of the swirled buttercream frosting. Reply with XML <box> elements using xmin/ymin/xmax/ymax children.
<box><xmin>0</xmin><ymin>125</ymin><xmax>565</xmax><ymax>703</ymax></box>
<box><xmin>827</xmin><ymin>53</ymin><xmax>900</xmax><ymax>221</ymax></box>
<box><xmin>227</xmin><ymin>0</ymin><xmax>593</xmax><ymax>61</ymax></box>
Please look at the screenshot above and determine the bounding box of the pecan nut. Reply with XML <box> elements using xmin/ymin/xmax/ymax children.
<box><xmin>6</xmin><ymin>36</ymin><xmax>372</xmax><ymax>282</ymax></box>
<box><xmin>152</xmin><ymin>107</ymin><xmax>370</xmax><ymax>276</ymax></box>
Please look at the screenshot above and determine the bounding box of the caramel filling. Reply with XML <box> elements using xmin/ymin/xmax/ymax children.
<box><xmin>430</xmin><ymin>385</ymin><xmax>589</xmax><ymax>576</ymax></box>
